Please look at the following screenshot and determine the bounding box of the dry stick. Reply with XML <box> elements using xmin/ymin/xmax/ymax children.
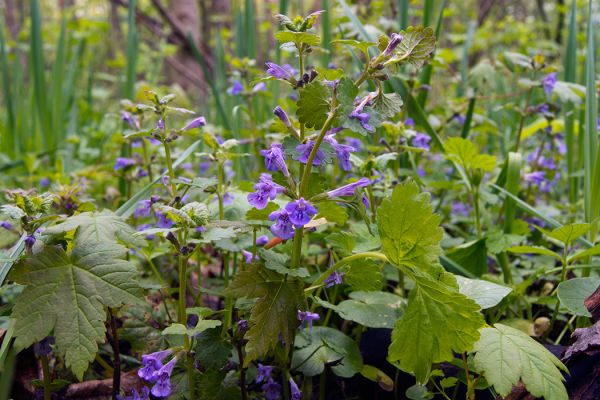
<box><xmin>107</xmin><ymin>308</ymin><xmax>121</xmax><ymax>400</ymax></box>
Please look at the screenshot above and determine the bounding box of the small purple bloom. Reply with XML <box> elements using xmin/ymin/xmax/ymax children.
<box><xmin>268</xmin><ymin>209</ymin><xmax>295</xmax><ymax>239</ymax></box>
<box><xmin>285</xmin><ymin>198</ymin><xmax>317</xmax><ymax>227</ymax></box>
<box><xmin>384</xmin><ymin>33</ymin><xmax>403</xmax><ymax>56</ymax></box>
<box><xmin>296</xmin><ymin>140</ymin><xmax>327</xmax><ymax>166</ymax></box>
<box><xmin>223</xmin><ymin>192</ymin><xmax>235</xmax><ymax>206</ymax></box>
<box><xmin>237</xmin><ymin>319</ymin><xmax>249</xmax><ymax>333</ymax></box>
<box><xmin>123</xmin><ymin>387</ymin><xmax>150</xmax><ymax>400</ymax></box>
<box><xmin>362</xmin><ymin>194</ymin><xmax>370</xmax><ymax>209</ymax></box>
<box><xmin>266</xmin><ymin>62</ymin><xmax>294</xmax><ymax>80</ymax></box>
<box><xmin>524</xmin><ymin>171</ymin><xmax>547</xmax><ymax>185</ymax></box>
<box><xmin>24</xmin><ymin>234</ymin><xmax>36</xmax><ymax>252</ymax></box>
<box><xmin>114</xmin><ymin>157</ymin><xmax>136</xmax><ymax>171</ymax></box>
<box><xmin>156</xmin><ymin>118</ymin><xmax>164</xmax><ymax>131</ymax></box>
<box><xmin>542</xmin><ymin>72</ymin><xmax>557</xmax><ymax>95</ymax></box>
<box><xmin>228</xmin><ymin>80</ymin><xmax>244</xmax><ymax>95</ymax></box>
<box><xmin>262</xmin><ymin>380</ymin><xmax>282</xmax><ymax>400</ymax></box>
<box><xmin>260</xmin><ymin>143</ymin><xmax>290</xmax><ymax>176</ymax></box>
<box><xmin>451</xmin><ymin>201</ymin><xmax>470</xmax><ymax>217</ymax></box>
<box><xmin>349</xmin><ymin>110</ymin><xmax>374</xmax><ymax>132</ymax></box>
<box><xmin>151</xmin><ymin>357</ymin><xmax>177</xmax><ymax>398</ymax></box>
<box><xmin>298</xmin><ymin>310</ymin><xmax>320</xmax><ymax>332</ymax></box>
<box><xmin>452</xmin><ymin>114</ymin><xmax>466</xmax><ymax>125</ymax></box>
<box><xmin>256</xmin><ymin>235</ymin><xmax>269</xmax><ymax>246</ymax></box>
<box><xmin>247</xmin><ymin>173</ymin><xmax>286</xmax><ymax>209</ymax></box>
<box><xmin>345</xmin><ymin>137</ymin><xmax>362</xmax><ymax>151</ymax></box>
<box><xmin>538</xmin><ymin>103</ymin><xmax>550</xmax><ymax>114</ymax></box>
<box><xmin>328</xmin><ymin>62</ymin><xmax>337</xmax><ymax>69</ymax></box>
<box><xmin>289</xmin><ymin>378</ymin><xmax>302</xmax><ymax>400</ymax></box>
<box><xmin>256</xmin><ymin>364</ymin><xmax>274</xmax><ymax>384</ymax></box>
<box><xmin>0</xmin><ymin>221</ymin><xmax>13</xmax><ymax>230</ymax></box>
<box><xmin>273</xmin><ymin>106</ymin><xmax>291</xmax><ymax>127</ymax></box>
<box><xmin>40</xmin><ymin>177</ymin><xmax>50</xmax><ymax>188</ymax></box>
<box><xmin>324</xmin><ymin>271</ymin><xmax>345</xmax><ymax>288</ymax></box>
<box><xmin>329</xmin><ymin>141</ymin><xmax>355</xmax><ymax>171</ymax></box>
<box><xmin>242</xmin><ymin>250</ymin><xmax>259</xmax><ymax>264</ymax></box>
<box><xmin>156</xmin><ymin>212</ymin><xmax>174</xmax><ymax>229</ymax></box>
<box><xmin>122</xmin><ymin>111</ymin><xmax>140</xmax><ymax>130</ymax></box>
<box><xmin>134</xmin><ymin>199</ymin><xmax>153</xmax><ymax>218</ymax></box>
<box><xmin>183</xmin><ymin>116</ymin><xmax>206</xmax><ymax>131</ymax></box>
<box><xmin>33</xmin><ymin>337</ymin><xmax>55</xmax><ymax>357</ymax></box>
<box><xmin>412</xmin><ymin>132</ymin><xmax>431</xmax><ymax>151</ymax></box>
<box><xmin>404</xmin><ymin>118</ymin><xmax>415</xmax><ymax>127</ymax></box>
<box><xmin>138</xmin><ymin>350</ymin><xmax>171</xmax><ymax>382</ymax></box>
<box><xmin>327</xmin><ymin>178</ymin><xmax>371</xmax><ymax>197</ymax></box>
<box><xmin>253</xmin><ymin>82</ymin><xmax>267</xmax><ymax>92</ymax></box>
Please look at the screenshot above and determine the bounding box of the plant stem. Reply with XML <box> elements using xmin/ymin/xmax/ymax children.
<box><xmin>512</xmin><ymin>88</ymin><xmax>533</xmax><ymax>152</ymax></box>
<box><xmin>462</xmin><ymin>352</ymin><xmax>474</xmax><ymax>400</ymax></box>
<box><xmin>40</xmin><ymin>354</ymin><xmax>51</xmax><ymax>400</ymax></box>
<box><xmin>546</xmin><ymin>247</ymin><xmax>569</xmax><ymax>339</ymax></box>
<box><xmin>236</xmin><ymin>342</ymin><xmax>249</xmax><ymax>400</ymax></box>
<box><xmin>472</xmin><ymin>189</ymin><xmax>482</xmax><ymax>239</ymax></box>
<box><xmin>107</xmin><ymin>308</ymin><xmax>120</xmax><ymax>400</ymax></box>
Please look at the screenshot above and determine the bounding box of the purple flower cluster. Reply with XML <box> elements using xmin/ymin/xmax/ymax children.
<box><xmin>256</xmin><ymin>364</ymin><xmax>282</xmax><ymax>400</ymax></box>
<box><xmin>260</xmin><ymin>143</ymin><xmax>290</xmax><ymax>176</ymax></box>
<box><xmin>411</xmin><ymin>132</ymin><xmax>432</xmax><ymax>151</ymax></box>
<box><xmin>266</xmin><ymin>62</ymin><xmax>295</xmax><ymax>81</ymax></box>
<box><xmin>137</xmin><ymin>350</ymin><xmax>177</xmax><ymax>398</ymax></box>
<box><xmin>542</xmin><ymin>72</ymin><xmax>557</xmax><ymax>95</ymax></box>
<box><xmin>383</xmin><ymin>33</ymin><xmax>403</xmax><ymax>56</ymax></box>
<box><xmin>183</xmin><ymin>116</ymin><xmax>206</xmax><ymax>131</ymax></box>
<box><xmin>247</xmin><ymin>174</ymin><xmax>286</xmax><ymax>209</ymax></box>
<box><xmin>326</xmin><ymin>178</ymin><xmax>370</xmax><ymax>198</ymax></box>
<box><xmin>114</xmin><ymin>157</ymin><xmax>136</xmax><ymax>171</ymax></box>
<box><xmin>289</xmin><ymin>378</ymin><xmax>302</xmax><ymax>400</ymax></box>
<box><xmin>268</xmin><ymin>198</ymin><xmax>317</xmax><ymax>239</ymax></box>
<box><xmin>122</xmin><ymin>387</ymin><xmax>150</xmax><ymax>400</ymax></box>
<box><xmin>324</xmin><ymin>271</ymin><xmax>345</xmax><ymax>288</ymax></box>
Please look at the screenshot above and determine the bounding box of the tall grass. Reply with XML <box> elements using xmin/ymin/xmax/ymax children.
<box><xmin>564</xmin><ymin>0</ymin><xmax>578</xmax><ymax>204</ymax></box>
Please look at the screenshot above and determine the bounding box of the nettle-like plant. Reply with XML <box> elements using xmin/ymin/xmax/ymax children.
<box><xmin>1</xmin><ymin>9</ymin><xmax>576</xmax><ymax>400</ymax></box>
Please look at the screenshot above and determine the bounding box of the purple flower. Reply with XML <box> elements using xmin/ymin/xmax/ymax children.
<box><xmin>273</xmin><ymin>106</ymin><xmax>291</xmax><ymax>127</ymax></box>
<box><xmin>289</xmin><ymin>378</ymin><xmax>302</xmax><ymax>400</ymax></box>
<box><xmin>24</xmin><ymin>234</ymin><xmax>36</xmax><ymax>252</ymax></box>
<box><xmin>262</xmin><ymin>380</ymin><xmax>282</xmax><ymax>400</ymax></box>
<box><xmin>268</xmin><ymin>209</ymin><xmax>295</xmax><ymax>239</ymax></box>
<box><xmin>237</xmin><ymin>319</ymin><xmax>249</xmax><ymax>333</ymax></box>
<box><xmin>114</xmin><ymin>157</ymin><xmax>136</xmax><ymax>170</ymax></box>
<box><xmin>327</xmin><ymin>178</ymin><xmax>371</xmax><ymax>197</ymax></box>
<box><xmin>151</xmin><ymin>357</ymin><xmax>177</xmax><ymax>398</ymax></box>
<box><xmin>242</xmin><ymin>250</ymin><xmax>259</xmax><ymax>264</ymax></box>
<box><xmin>122</xmin><ymin>387</ymin><xmax>150</xmax><ymax>400</ymax></box>
<box><xmin>452</xmin><ymin>114</ymin><xmax>466</xmax><ymax>125</ymax></box>
<box><xmin>260</xmin><ymin>143</ymin><xmax>290</xmax><ymax>176</ymax></box>
<box><xmin>33</xmin><ymin>337</ymin><xmax>55</xmax><ymax>357</ymax></box>
<box><xmin>412</xmin><ymin>133</ymin><xmax>431</xmax><ymax>151</ymax></box>
<box><xmin>223</xmin><ymin>192</ymin><xmax>235</xmax><ymax>206</ymax></box>
<box><xmin>266</xmin><ymin>62</ymin><xmax>294</xmax><ymax>80</ymax></box>
<box><xmin>538</xmin><ymin>103</ymin><xmax>550</xmax><ymax>114</ymax></box>
<box><xmin>247</xmin><ymin>173</ymin><xmax>286</xmax><ymax>209</ymax></box>
<box><xmin>451</xmin><ymin>201</ymin><xmax>470</xmax><ymax>217</ymax></box>
<box><xmin>327</xmin><ymin>138</ymin><xmax>355</xmax><ymax>171</ymax></box>
<box><xmin>228</xmin><ymin>80</ymin><xmax>244</xmax><ymax>95</ymax></box>
<box><xmin>0</xmin><ymin>221</ymin><xmax>13</xmax><ymax>230</ymax></box>
<box><xmin>138</xmin><ymin>350</ymin><xmax>171</xmax><ymax>382</ymax></box>
<box><xmin>156</xmin><ymin>118</ymin><xmax>164</xmax><ymax>131</ymax></box>
<box><xmin>362</xmin><ymin>194</ymin><xmax>370</xmax><ymax>209</ymax></box>
<box><xmin>324</xmin><ymin>271</ymin><xmax>345</xmax><ymax>288</ymax></box>
<box><xmin>345</xmin><ymin>137</ymin><xmax>362</xmax><ymax>151</ymax></box>
<box><xmin>404</xmin><ymin>118</ymin><xmax>415</xmax><ymax>127</ymax></box>
<box><xmin>298</xmin><ymin>310</ymin><xmax>320</xmax><ymax>331</ymax></box>
<box><xmin>256</xmin><ymin>235</ymin><xmax>269</xmax><ymax>246</ymax></box>
<box><xmin>122</xmin><ymin>111</ymin><xmax>140</xmax><ymax>130</ymax></box>
<box><xmin>285</xmin><ymin>198</ymin><xmax>317</xmax><ymax>227</ymax></box>
<box><xmin>597</xmin><ymin>117</ymin><xmax>600</xmax><ymax>132</ymax></box>
<box><xmin>183</xmin><ymin>116</ymin><xmax>206</xmax><ymax>131</ymax></box>
<box><xmin>296</xmin><ymin>140</ymin><xmax>327</xmax><ymax>166</ymax></box>
<box><xmin>542</xmin><ymin>72</ymin><xmax>557</xmax><ymax>95</ymax></box>
<box><xmin>40</xmin><ymin>177</ymin><xmax>50</xmax><ymax>188</ymax></box>
<box><xmin>349</xmin><ymin>110</ymin><xmax>374</xmax><ymax>132</ymax></box>
<box><xmin>156</xmin><ymin>212</ymin><xmax>174</xmax><ymax>229</ymax></box>
<box><xmin>384</xmin><ymin>33</ymin><xmax>403</xmax><ymax>56</ymax></box>
<box><xmin>328</xmin><ymin>62</ymin><xmax>337</xmax><ymax>69</ymax></box>
<box><xmin>134</xmin><ymin>199</ymin><xmax>154</xmax><ymax>218</ymax></box>
<box><xmin>253</xmin><ymin>82</ymin><xmax>267</xmax><ymax>92</ymax></box>
<box><xmin>524</xmin><ymin>171</ymin><xmax>547</xmax><ymax>185</ymax></box>
<box><xmin>256</xmin><ymin>364</ymin><xmax>274</xmax><ymax>384</ymax></box>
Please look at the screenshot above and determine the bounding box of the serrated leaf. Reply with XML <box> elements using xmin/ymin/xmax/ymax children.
<box><xmin>316</xmin><ymin>202</ymin><xmax>348</xmax><ymax>225</ymax></box>
<box><xmin>315</xmin><ymin>291</ymin><xmax>405</xmax><ymax>328</ymax></box>
<box><xmin>372</xmin><ymin>92</ymin><xmax>403</xmax><ymax>119</ymax></box>
<box><xmin>1</xmin><ymin>204</ymin><xmax>26</xmax><ymax>219</ymax></box>
<box><xmin>455</xmin><ymin>276</ymin><xmax>512</xmax><ymax>309</ymax></box>
<box><xmin>345</xmin><ymin>259</ymin><xmax>383</xmax><ymax>291</ymax></box>
<box><xmin>552</xmin><ymin>81</ymin><xmax>585</xmax><ymax>104</ymax></box>
<box><xmin>485</xmin><ymin>231</ymin><xmax>525</xmax><ymax>254</ymax></box>
<box><xmin>326</xmin><ymin>232</ymin><xmax>356</xmax><ymax>256</ymax></box>
<box><xmin>291</xmin><ymin>326</ymin><xmax>363</xmax><ymax>377</ymax></box>
<box><xmin>506</xmin><ymin>245</ymin><xmax>561</xmax><ymax>260</ymax></box>
<box><xmin>224</xmin><ymin>265</ymin><xmax>304</xmax><ymax>365</ymax></box>
<box><xmin>444</xmin><ymin>137</ymin><xmax>496</xmax><ymax>173</ymax></box>
<box><xmin>393</xmin><ymin>26</ymin><xmax>436</xmax><ymax>68</ymax></box>
<box><xmin>10</xmin><ymin>243</ymin><xmax>143</xmax><ymax>380</ymax></box>
<box><xmin>199</xmin><ymin>227</ymin><xmax>238</xmax><ymax>243</ymax></box>
<box><xmin>194</xmin><ymin>327</ymin><xmax>233</xmax><ymax>370</ymax></box>
<box><xmin>377</xmin><ymin>180</ymin><xmax>443</xmax><ymax>270</ymax></box>
<box><xmin>283</xmin><ymin>135</ymin><xmax>337</xmax><ymax>165</ymax></box>
<box><xmin>296</xmin><ymin>81</ymin><xmax>331</xmax><ymax>129</ymax></box>
<box><xmin>245</xmin><ymin>202</ymin><xmax>279</xmax><ymax>221</ymax></box>
<box><xmin>259</xmin><ymin>248</ymin><xmax>310</xmax><ymax>278</ymax></box>
<box><xmin>44</xmin><ymin>210</ymin><xmax>145</xmax><ymax>249</ymax></box>
<box><xmin>556</xmin><ymin>277</ymin><xmax>600</xmax><ymax>317</ymax></box>
<box><xmin>473</xmin><ymin>324</ymin><xmax>568</xmax><ymax>400</ymax></box>
<box><xmin>388</xmin><ymin>271</ymin><xmax>484</xmax><ymax>383</ymax></box>
<box><xmin>180</xmin><ymin>177</ymin><xmax>218</xmax><ymax>191</ymax></box>
<box><xmin>274</xmin><ymin>31</ymin><xmax>321</xmax><ymax>47</ymax></box>
<box><xmin>538</xmin><ymin>223</ymin><xmax>589</xmax><ymax>245</ymax></box>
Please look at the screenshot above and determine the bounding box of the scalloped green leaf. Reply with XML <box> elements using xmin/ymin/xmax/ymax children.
<box><xmin>393</xmin><ymin>26</ymin><xmax>436</xmax><ymax>68</ymax></box>
<box><xmin>296</xmin><ymin>81</ymin><xmax>331</xmax><ymax>129</ymax></box>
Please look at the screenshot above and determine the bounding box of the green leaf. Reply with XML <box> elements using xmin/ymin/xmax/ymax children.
<box><xmin>444</xmin><ymin>137</ymin><xmax>496</xmax><ymax>173</ymax></box>
<box><xmin>336</xmin><ymin>78</ymin><xmax>383</xmax><ymax>136</ymax></box>
<box><xmin>377</xmin><ymin>180</ymin><xmax>443</xmax><ymax>271</ymax></box>
<box><xmin>180</xmin><ymin>177</ymin><xmax>218</xmax><ymax>191</ymax></box>
<box><xmin>485</xmin><ymin>231</ymin><xmax>525</xmax><ymax>254</ymax></box>
<box><xmin>360</xmin><ymin>364</ymin><xmax>394</xmax><ymax>392</ymax></box>
<box><xmin>44</xmin><ymin>210</ymin><xmax>145</xmax><ymax>249</ymax></box>
<box><xmin>315</xmin><ymin>291</ymin><xmax>405</xmax><ymax>328</ymax></box>
<box><xmin>506</xmin><ymin>245</ymin><xmax>561</xmax><ymax>260</ymax></box>
<box><xmin>259</xmin><ymin>249</ymin><xmax>310</xmax><ymax>278</ymax></box>
<box><xmin>274</xmin><ymin>31</ymin><xmax>321</xmax><ymax>47</ymax></box>
<box><xmin>455</xmin><ymin>276</ymin><xmax>512</xmax><ymax>309</ymax></box>
<box><xmin>199</xmin><ymin>227</ymin><xmax>238</xmax><ymax>243</ymax></box>
<box><xmin>198</xmin><ymin>370</ymin><xmax>241</xmax><ymax>400</ymax></box>
<box><xmin>393</xmin><ymin>26</ymin><xmax>436</xmax><ymax>68</ymax></box>
<box><xmin>372</xmin><ymin>92</ymin><xmax>403</xmax><ymax>119</ymax></box>
<box><xmin>556</xmin><ymin>277</ymin><xmax>600</xmax><ymax>317</ymax></box>
<box><xmin>224</xmin><ymin>265</ymin><xmax>304</xmax><ymax>365</ymax></box>
<box><xmin>388</xmin><ymin>271</ymin><xmax>484</xmax><ymax>383</ymax></box>
<box><xmin>291</xmin><ymin>326</ymin><xmax>363</xmax><ymax>378</ymax></box>
<box><xmin>473</xmin><ymin>324</ymin><xmax>568</xmax><ymax>400</ymax></box>
<box><xmin>552</xmin><ymin>81</ymin><xmax>585</xmax><ymax>105</ymax></box>
<box><xmin>245</xmin><ymin>202</ymin><xmax>279</xmax><ymax>221</ymax></box>
<box><xmin>283</xmin><ymin>135</ymin><xmax>337</xmax><ymax>166</ymax></box>
<box><xmin>446</xmin><ymin>239</ymin><xmax>487</xmax><ymax>277</ymax></box>
<box><xmin>316</xmin><ymin>202</ymin><xmax>348</xmax><ymax>225</ymax></box>
<box><xmin>10</xmin><ymin>243</ymin><xmax>143</xmax><ymax>380</ymax></box>
<box><xmin>538</xmin><ymin>223</ymin><xmax>589</xmax><ymax>245</ymax></box>
<box><xmin>467</xmin><ymin>59</ymin><xmax>495</xmax><ymax>93</ymax></box>
<box><xmin>161</xmin><ymin>319</ymin><xmax>221</xmax><ymax>337</ymax></box>
<box><xmin>326</xmin><ymin>232</ymin><xmax>356</xmax><ymax>257</ymax></box>
<box><xmin>194</xmin><ymin>328</ymin><xmax>233</xmax><ymax>370</ymax></box>
<box><xmin>296</xmin><ymin>81</ymin><xmax>331</xmax><ymax>129</ymax></box>
<box><xmin>344</xmin><ymin>259</ymin><xmax>383</xmax><ymax>291</ymax></box>
<box><xmin>331</xmin><ymin>39</ymin><xmax>376</xmax><ymax>56</ymax></box>
<box><xmin>568</xmin><ymin>242</ymin><xmax>600</xmax><ymax>262</ymax></box>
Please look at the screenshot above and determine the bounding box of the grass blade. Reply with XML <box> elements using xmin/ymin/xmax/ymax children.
<box><xmin>0</xmin><ymin>17</ymin><xmax>16</xmax><ymax>157</ymax></box>
<box><xmin>397</xmin><ymin>0</ymin><xmax>409</xmax><ymax>30</ymax></box>
<box><xmin>564</xmin><ymin>0</ymin><xmax>578</xmax><ymax>203</ymax></box>
<box><xmin>321</xmin><ymin>0</ymin><xmax>332</xmax><ymax>67</ymax></box>
<box><xmin>584</xmin><ymin>0</ymin><xmax>598</xmax><ymax>229</ymax></box>
<box><xmin>417</xmin><ymin>0</ymin><xmax>447</xmax><ymax>107</ymax></box>
<box><xmin>30</xmin><ymin>0</ymin><xmax>50</xmax><ymax>151</ymax></box>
